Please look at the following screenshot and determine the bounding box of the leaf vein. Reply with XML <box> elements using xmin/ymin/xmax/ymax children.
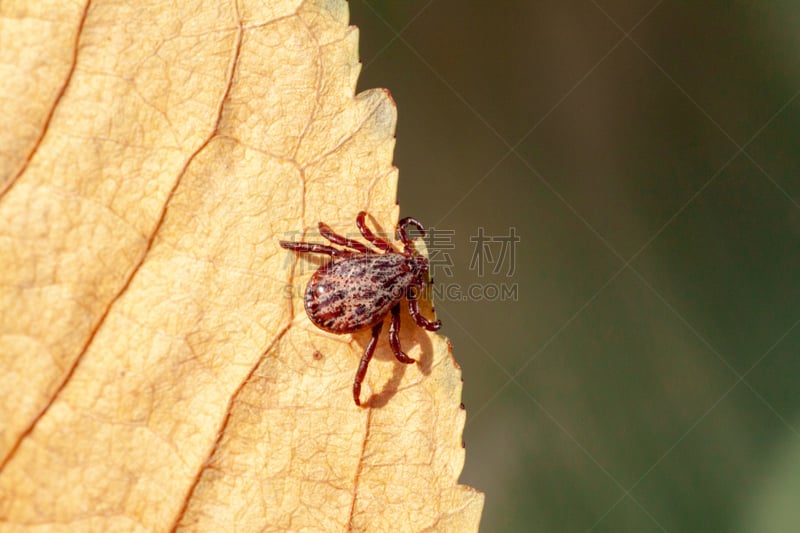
<box><xmin>345</xmin><ymin>407</ymin><xmax>373</xmax><ymax>532</ymax></box>
<box><xmin>0</xmin><ymin>0</ymin><xmax>91</xmax><ymax>200</ymax></box>
<box><xmin>0</xmin><ymin>0</ymin><xmax>244</xmax><ymax>476</ymax></box>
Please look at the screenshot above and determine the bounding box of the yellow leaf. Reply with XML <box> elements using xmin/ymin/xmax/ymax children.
<box><xmin>0</xmin><ymin>0</ymin><xmax>483</xmax><ymax>531</ymax></box>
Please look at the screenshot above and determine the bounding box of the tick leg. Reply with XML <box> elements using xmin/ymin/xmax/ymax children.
<box><xmin>397</xmin><ymin>216</ymin><xmax>427</xmax><ymax>251</ymax></box>
<box><xmin>356</xmin><ymin>211</ymin><xmax>395</xmax><ymax>252</ymax></box>
<box><xmin>318</xmin><ymin>222</ymin><xmax>373</xmax><ymax>254</ymax></box>
<box><xmin>353</xmin><ymin>321</ymin><xmax>383</xmax><ymax>406</ymax></box>
<box><xmin>279</xmin><ymin>240</ymin><xmax>344</xmax><ymax>257</ymax></box>
<box><xmin>408</xmin><ymin>284</ymin><xmax>442</xmax><ymax>331</ymax></box>
<box><xmin>389</xmin><ymin>304</ymin><xmax>415</xmax><ymax>364</ymax></box>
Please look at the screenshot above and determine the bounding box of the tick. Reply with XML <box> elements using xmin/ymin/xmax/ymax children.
<box><xmin>280</xmin><ymin>211</ymin><xmax>441</xmax><ymax>406</ymax></box>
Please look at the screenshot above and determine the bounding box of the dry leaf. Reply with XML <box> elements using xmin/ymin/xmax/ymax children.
<box><xmin>0</xmin><ymin>1</ymin><xmax>483</xmax><ymax>531</ymax></box>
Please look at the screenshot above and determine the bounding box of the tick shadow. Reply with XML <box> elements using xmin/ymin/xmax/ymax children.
<box><xmin>290</xmin><ymin>252</ymin><xmax>332</xmax><ymax>272</ymax></box>
<box><xmin>351</xmin><ymin>312</ymin><xmax>435</xmax><ymax>409</ymax></box>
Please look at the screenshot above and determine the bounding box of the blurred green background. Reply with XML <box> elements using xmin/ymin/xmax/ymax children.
<box><xmin>350</xmin><ymin>1</ymin><xmax>800</xmax><ymax>532</ymax></box>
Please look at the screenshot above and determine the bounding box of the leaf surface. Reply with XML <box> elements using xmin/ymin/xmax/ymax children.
<box><xmin>0</xmin><ymin>1</ymin><xmax>483</xmax><ymax>531</ymax></box>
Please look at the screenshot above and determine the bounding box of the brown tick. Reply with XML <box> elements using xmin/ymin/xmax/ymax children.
<box><xmin>280</xmin><ymin>211</ymin><xmax>441</xmax><ymax>406</ymax></box>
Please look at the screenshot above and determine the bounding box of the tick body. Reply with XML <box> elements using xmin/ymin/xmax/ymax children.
<box><xmin>280</xmin><ymin>211</ymin><xmax>441</xmax><ymax>406</ymax></box>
